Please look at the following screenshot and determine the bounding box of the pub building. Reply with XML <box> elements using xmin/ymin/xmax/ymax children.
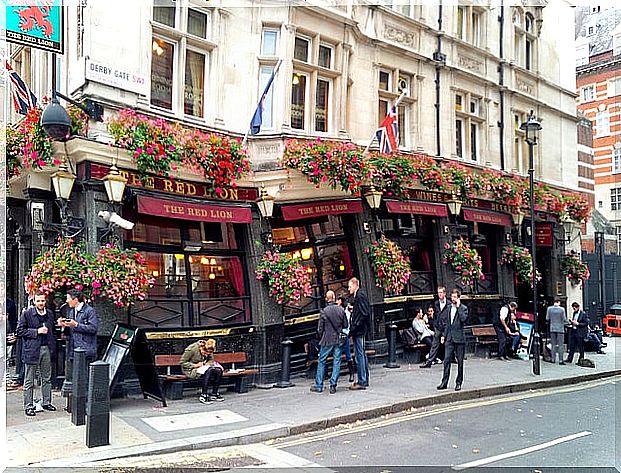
<box><xmin>7</xmin><ymin>137</ymin><xmax>570</xmax><ymax>386</ymax></box>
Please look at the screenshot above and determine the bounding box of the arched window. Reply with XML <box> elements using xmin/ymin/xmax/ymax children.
<box><xmin>525</xmin><ymin>13</ymin><xmax>534</xmax><ymax>33</ymax></box>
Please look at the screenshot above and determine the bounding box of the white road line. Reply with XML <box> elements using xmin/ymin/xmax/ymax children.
<box><xmin>452</xmin><ymin>431</ymin><xmax>593</xmax><ymax>471</ymax></box>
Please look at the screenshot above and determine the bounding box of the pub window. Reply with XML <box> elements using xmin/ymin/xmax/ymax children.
<box><xmin>291</xmin><ymin>73</ymin><xmax>307</xmax><ymax>129</ymax></box>
<box><xmin>151</xmin><ymin>1</ymin><xmax>213</xmax><ymax>119</ymax></box>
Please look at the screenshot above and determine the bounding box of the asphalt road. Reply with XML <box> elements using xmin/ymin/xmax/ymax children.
<box><xmin>275</xmin><ymin>376</ymin><xmax>620</xmax><ymax>471</ymax></box>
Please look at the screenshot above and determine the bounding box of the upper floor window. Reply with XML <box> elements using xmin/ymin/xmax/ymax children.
<box><xmin>454</xmin><ymin>90</ymin><xmax>483</xmax><ymax>161</ymax></box>
<box><xmin>608</xmin><ymin>77</ymin><xmax>621</xmax><ymax>97</ymax></box>
<box><xmin>581</xmin><ymin>85</ymin><xmax>595</xmax><ymax>102</ymax></box>
<box><xmin>596</xmin><ymin>108</ymin><xmax>610</xmax><ymax>137</ymax></box>
<box><xmin>513</xmin><ymin>8</ymin><xmax>538</xmax><ymax>71</ymax></box>
<box><xmin>456</xmin><ymin>5</ymin><xmax>483</xmax><ymax>46</ymax></box>
<box><xmin>151</xmin><ymin>2</ymin><xmax>214</xmax><ymax>119</ymax></box>
<box><xmin>614</xmin><ymin>147</ymin><xmax>621</xmax><ymax>174</ymax></box>
<box><xmin>378</xmin><ymin>69</ymin><xmax>414</xmax><ymax>150</ymax></box>
<box><xmin>291</xmin><ymin>34</ymin><xmax>339</xmax><ymax>134</ymax></box>
<box><xmin>261</xmin><ymin>28</ymin><xmax>278</xmax><ymax>56</ymax></box>
<box><xmin>611</xmin><ymin>188</ymin><xmax>621</xmax><ymax>211</ymax></box>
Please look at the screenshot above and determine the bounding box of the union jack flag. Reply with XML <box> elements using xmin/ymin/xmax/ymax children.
<box><xmin>6</xmin><ymin>61</ymin><xmax>37</xmax><ymax>115</ymax></box>
<box><xmin>376</xmin><ymin>106</ymin><xmax>398</xmax><ymax>153</ymax></box>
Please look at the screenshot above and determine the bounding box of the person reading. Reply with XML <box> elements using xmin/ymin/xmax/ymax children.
<box><xmin>180</xmin><ymin>338</ymin><xmax>224</xmax><ymax>404</ymax></box>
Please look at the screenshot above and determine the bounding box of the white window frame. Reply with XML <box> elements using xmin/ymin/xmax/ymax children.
<box><xmin>454</xmin><ymin>90</ymin><xmax>484</xmax><ymax>162</ymax></box>
<box><xmin>582</xmin><ymin>85</ymin><xmax>595</xmax><ymax>102</ymax></box>
<box><xmin>291</xmin><ymin>71</ymin><xmax>309</xmax><ymax>130</ymax></box>
<box><xmin>318</xmin><ymin>43</ymin><xmax>334</xmax><ymax>70</ymax></box>
<box><xmin>612</xmin><ymin>188</ymin><xmax>621</xmax><ymax>211</ymax></box>
<box><xmin>378</xmin><ymin>69</ymin><xmax>414</xmax><ymax>150</ymax></box>
<box><xmin>379</xmin><ymin>70</ymin><xmax>392</xmax><ymax>92</ymax></box>
<box><xmin>456</xmin><ymin>118</ymin><xmax>465</xmax><ymax>159</ymax></box>
<box><xmin>314</xmin><ymin>77</ymin><xmax>332</xmax><ymax>134</ymax></box>
<box><xmin>614</xmin><ymin>147</ymin><xmax>621</xmax><ymax>174</ymax></box>
<box><xmin>261</xmin><ymin>28</ymin><xmax>279</xmax><ymax>56</ymax></box>
<box><xmin>258</xmin><ymin>65</ymin><xmax>276</xmax><ymax>131</ymax></box>
<box><xmin>608</xmin><ymin>78</ymin><xmax>621</xmax><ymax>98</ymax></box>
<box><xmin>294</xmin><ymin>35</ymin><xmax>311</xmax><ymax>63</ymax></box>
<box><xmin>150</xmin><ymin>1</ymin><xmax>214</xmax><ymax>120</ymax></box>
<box><xmin>596</xmin><ymin>109</ymin><xmax>610</xmax><ymax>137</ymax></box>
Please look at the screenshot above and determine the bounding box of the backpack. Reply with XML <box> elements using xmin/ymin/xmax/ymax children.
<box><xmin>399</xmin><ymin>328</ymin><xmax>419</xmax><ymax>347</ymax></box>
<box><xmin>577</xmin><ymin>358</ymin><xmax>595</xmax><ymax>368</ymax></box>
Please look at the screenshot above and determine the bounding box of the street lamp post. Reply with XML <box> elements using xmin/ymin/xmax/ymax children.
<box><xmin>520</xmin><ymin>110</ymin><xmax>542</xmax><ymax>376</ymax></box>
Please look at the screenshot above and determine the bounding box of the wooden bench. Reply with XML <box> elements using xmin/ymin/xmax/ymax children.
<box><xmin>154</xmin><ymin>352</ymin><xmax>258</xmax><ymax>400</ymax></box>
<box><xmin>471</xmin><ymin>326</ymin><xmax>498</xmax><ymax>358</ymax></box>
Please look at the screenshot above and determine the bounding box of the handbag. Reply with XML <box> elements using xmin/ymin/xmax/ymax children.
<box><xmin>326</xmin><ymin>314</ymin><xmax>347</xmax><ymax>346</ymax></box>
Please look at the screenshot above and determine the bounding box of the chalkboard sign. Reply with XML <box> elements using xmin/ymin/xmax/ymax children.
<box><xmin>102</xmin><ymin>324</ymin><xmax>136</xmax><ymax>391</ymax></box>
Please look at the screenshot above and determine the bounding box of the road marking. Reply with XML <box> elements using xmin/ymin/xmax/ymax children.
<box><xmin>452</xmin><ymin>431</ymin><xmax>593</xmax><ymax>470</ymax></box>
<box><xmin>240</xmin><ymin>444</ymin><xmax>327</xmax><ymax>469</ymax></box>
<box><xmin>141</xmin><ymin>409</ymin><xmax>247</xmax><ymax>432</ymax></box>
<box><xmin>275</xmin><ymin>376</ymin><xmax>618</xmax><ymax>448</ymax></box>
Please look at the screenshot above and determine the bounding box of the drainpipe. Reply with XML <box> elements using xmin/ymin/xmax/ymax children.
<box><xmin>434</xmin><ymin>1</ymin><xmax>445</xmax><ymax>158</ymax></box>
<box><xmin>498</xmin><ymin>0</ymin><xmax>506</xmax><ymax>170</ymax></box>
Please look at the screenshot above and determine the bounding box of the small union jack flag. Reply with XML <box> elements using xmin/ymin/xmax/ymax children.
<box><xmin>6</xmin><ymin>61</ymin><xmax>38</xmax><ymax>115</ymax></box>
<box><xmin>376</xmin><ymin>106</ymin><xmax>398</xmax><ymax>153</ymax></box>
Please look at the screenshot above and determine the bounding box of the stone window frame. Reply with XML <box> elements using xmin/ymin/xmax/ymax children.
<box><xmin>581</xmin><ymin>84</ymin><xmax>596</xmax><ymax>103</ymax></box>
<box><xmin>512</xmin><ymin>7</ymin><xmax>539</xmax><ymax>71</ymax></box>
<box><xmin>150</xmin><ymin>0</ymin><xmax>216</xmax><ymax>121</ymax></box>
<box><xmin>456</xmin><ymin>4</ymin><xmax>485</xmax><ymax>47</ymax></box>
<box><xmin>377</xmin><ymin>68</ymin><xmax>415</xmax><ymax>150</ymax></box>
<box><xmin>454</xmin><ymin>89</ymin><xmax>485</xmax><ymax>162</ymax></box>
<box><xmin>291</xmin><ymin>31</ymin><xmax>341</xmax><ymax>135</ymax></box>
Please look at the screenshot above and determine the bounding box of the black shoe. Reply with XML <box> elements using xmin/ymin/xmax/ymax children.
<box><xmin>559</xmin><ymin>361</ymin><xmax>566</xmax><ymax>365</ymax></box>
<box><xmin>419</xmin><ymin>362</ymin><xmax>432</xmax><ymax>368</ymax></box>
<box><xmin>329</xmin><ymin>385</ymin><xmax>336</xmax><ymax>394</ymax></box>
<box><xmin>596</xmin><ymin>350</ymin><xmax>605</xmax><ymax>355</ymax></box>
<box><xmin>436</xmin><ymin>384</ymin><xmax>448</xmax><ymax>390</ymax></box>
<box><xmin>25</xmin><ymin>408</ymin><xmax>36</xmax><ymax>417</ymax></box>
<box><xmin>310</xmin><ymin>386</ymin><xmax>323</xmax><ymax>393</ymax></box>
<box><xmin>209</xmin><ymin>393</ymin><xmax>225</xmax><ymax>402</ymax></box>
<box><xmin>565</xmin><ymin>358</ymin><xmax>572</xmax><ymax>363</ymax></box>
<box><xmin>199</xmin><ymin>394</ymin><xmax>212</xmax><ymax>404</ymax></box>
<box><xmin>455</xmin><ymin>384</ymin><xmax>462</xmax><ymax>391</ymax></box>
<box><xmin>42</xmin><ymin>404</ymin><xmax>56</xmax><ymax>412</ymax></box>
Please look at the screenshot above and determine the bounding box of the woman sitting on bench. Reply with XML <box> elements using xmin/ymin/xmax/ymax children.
<box><xmin>180</xmin><ymin>338</ymin><xmax>225</xmax><ymax>404</ymax></box>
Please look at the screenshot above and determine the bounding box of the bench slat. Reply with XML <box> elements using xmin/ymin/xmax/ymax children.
<box><xmin>155</xmin><ymin>352</ymin><xmax>247</xmax><ymax>367</ymax></box>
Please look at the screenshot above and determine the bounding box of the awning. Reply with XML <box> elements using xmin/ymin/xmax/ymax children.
<box><xmin>137</xmin><ymin>195</ymin><xmax>252</xmax><ymax>223</ymax></box>
<box><xmin>385</xmin><ymin>200</ymin><xmax>448</xmax><ymax>217</ymax></box>
<box><xmin>463</xmin><ymin>208</ymin><xmax>511</xmax><ymax>227</ymax></box>
<box><xmin>281</xmin><ymin>200</ymin><xmax>363</xmax><ymax>221</ymax></box>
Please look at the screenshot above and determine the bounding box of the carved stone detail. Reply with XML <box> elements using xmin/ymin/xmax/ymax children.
<box><xmin>457</xmin><ymin>55</ymin><xmax>484</xmax><ymax>74</ymax></box>
<box><xmin>383</xmin><ymin>24</ymin><xmax>416</xmax><ymax>48</ymax></box>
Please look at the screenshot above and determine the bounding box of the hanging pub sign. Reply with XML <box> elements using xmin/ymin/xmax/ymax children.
<box><xmin>4</xmin><ymin>0</ymin><xmax>64</xmax><ymax>54</ymax></box>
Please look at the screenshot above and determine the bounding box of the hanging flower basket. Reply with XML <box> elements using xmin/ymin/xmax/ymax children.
<box><xmin>443</xmin><ymin>238</ymin><xmax>485</xmax><ymax>288</ymax></box>
<box><xmin>25</xmin><ymin>237</ymin><xmax>154</xmax><ymax>307</ymax></box>
<box><xmin>560</xmin><ymin>252</ymin><xmax>590</xmax><ymax>287</ymax></box>
<box><xmin>365</xmin><ymin>236</ymin><xmax>411</xmax><ymax>295</ymax></box>
<box><xmin>255</xmin><ymin>248</ymin><xmax>313</xmax><ymax>305</ymax></box>
<box><xmin>501</xmin><ymin>245</ymin><xmax>540</xmax><ymax>287</ymax></box>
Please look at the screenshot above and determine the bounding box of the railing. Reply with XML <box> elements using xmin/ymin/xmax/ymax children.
<box><xmin>454</xmin><ymin>273</ymin><xmax>498</xmax><ymax>295</ymax></box>
<box><xmin>283</xmin><ymin>278</ymin><xmax>350</xmax><ymax>318</ymax></box>
<box><xmin>128</xmin><ymin>296</ymin><xmax>251</xmax><ymax>328</ymax></box>
<box><xmin>406</xmin><ymin>271</ymin><xmax>434</xmax><ymax>294</ymax></box>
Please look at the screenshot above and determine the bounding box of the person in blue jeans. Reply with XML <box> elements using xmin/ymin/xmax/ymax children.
<box><xmin>310</xmin><ymin>291</ymin><xmax>348</xmax><ymax>394</ymax></box>
<box><xmin>348</xmin><ymin>277</ymin><xmax>371</xmax><ymax>390</ymax></box>
<box><xmin>337</xmin><ymin>295</ymin><xmax>355</xmax><ymax>383</ymax></box>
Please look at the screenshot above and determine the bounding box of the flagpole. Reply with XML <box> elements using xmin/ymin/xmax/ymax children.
<box><xmin>242</xmin><ymin>59</ymin><xmax>283</xmax><ymax>148</ymax></box>
<box><xmin>363</xmin><ymin>90</ymin><xmax>408</xmax><ymax>155</ymax></box>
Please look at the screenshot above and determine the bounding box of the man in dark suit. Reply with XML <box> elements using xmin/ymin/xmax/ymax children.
<box><xmin>420</xmin><ymin>286</ymin><xmax>448</xmax><ymax>368</ymax></box>
<box><xmin>348</xmin><ymin>277</ymin><xmax>371</xmax><ymax>390</ymax></box>
<box><xmin>437</xmin><ymin>288</ymin><xmax>468</xmax><ymax>391</ymax></box>
<box><xmin>58</xmin><ymin>289</ymin><xmax>99</xmax><ymax>365</ymax></box>
<box><xmin>566</xmin><ymin>302</ymin><xmax>588</xmax><ymax>364</ymax></box>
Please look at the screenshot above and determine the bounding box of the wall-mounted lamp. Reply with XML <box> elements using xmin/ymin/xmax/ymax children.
<box><xmin>561</xmin><ymin>218</ymin><xmax>575</xmax><ymax>244</ymax></box>
<box><xmin>51</xmin><ymin>158</ymin><xmax>76</xmax><ymax>201</ymax></box>
<box><xmin>446</xmin><ymin>195</ymin><xmax>462</xmax><ymax>217</ymax></box>
<box><xmin>103</xmin><ymin>164</ymin><xmax>128</xmax><ymax>204</ymax></box>
<box><xmin>256</xmin><ymin>184</ymin><xmax>275</xmax><ymax>219</ymax></box>
<box><xmin>364</xmin><ymin>185</ymin><xmax>383</xmax><ymax>210</ymax></box>
<box><xmin>512</xmin><ymin>212</ymin><xmax>525</xmax><ymax>226</ymax></box>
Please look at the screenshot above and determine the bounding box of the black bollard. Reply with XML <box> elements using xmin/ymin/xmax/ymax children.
<box><xmin>61</xmin><ymin>341</ymin><xmax>73</xmax><ymax>413</ymax></box>
<box><xmin>71</xmin><ymin>347</ymin><xmax>87</xmax><ymax>426</ymax></box>
<box><xmin>273</xmin><ymin>338</ymin><xmax>295</xmax><ymax>388</ymax></box>
<box><xmin>86</xmin><ymin>361</ymin><xmax>110</xmax><ymax>448</ymax></box>
<box><xmin>384</xmin><ymin>324</ymin><xmax>400</xmax><ymax>369</ymax></box>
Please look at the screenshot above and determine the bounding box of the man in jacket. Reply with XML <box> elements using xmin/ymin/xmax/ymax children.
<box><xmin>437</xmin><ymin>288</ymin><xmax>469</xmax><ymax>392</ymax></box>
<box><xmin>59</xmin><ymin>289</ymin><xmax>99</xmax><ymax>365</ymax></box>
<box><xmin>566</xmin><ymin>302</ymin><xmax>588</xmax><ymax>364</ymax></box>
<box><xmin>348</xmin><ymin>277</ymin><xmax>371</xmax><ymax>390</ymax></box>
<box><xmin>420</xmin><ymin>286</ymin><xmax>448</xmax><ymax>368</ymax></box>
<box><xmin>546</xmin><ymin>298</ymin><xmax>568</xmax><ymax>364</ymax></box>
<box><xmin>16</xmin><ymin>292</ymin><xmax>57</xmax><ymax>416</ymax></box>
<box><xmin>310</xmin><ymin>290</ymin><xmax>348</xmax><ymax>394</ymax></box>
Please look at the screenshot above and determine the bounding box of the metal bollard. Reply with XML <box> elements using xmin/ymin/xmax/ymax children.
<box><xmin>384</xmin><ymin>323</ymin><xmax>400</xmax><ymax>369</ymax></box>
<box><xmin>71</xmin><ymin>348</ymin><xmax>87</xmax><ymax>426</ymax></box>
<box><xmin>86</xmin><ymin>361</ymin><xmax>110</xmax><ymax>448</ymax></box>
<box><xmin>273</xmin><ymin>338</ymin><xmax>295</xmax><ymax>388</ymax></box>
<box><xmin>61</xmin><ymin>341</ymin><xmax>73</xmax><ymax>413</ymax></box>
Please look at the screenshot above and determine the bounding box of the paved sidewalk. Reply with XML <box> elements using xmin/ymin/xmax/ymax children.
<box><xmin>5</xmin><ymin>337</ymin><xmax>619</xmax><ymax>468</ymax></box>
